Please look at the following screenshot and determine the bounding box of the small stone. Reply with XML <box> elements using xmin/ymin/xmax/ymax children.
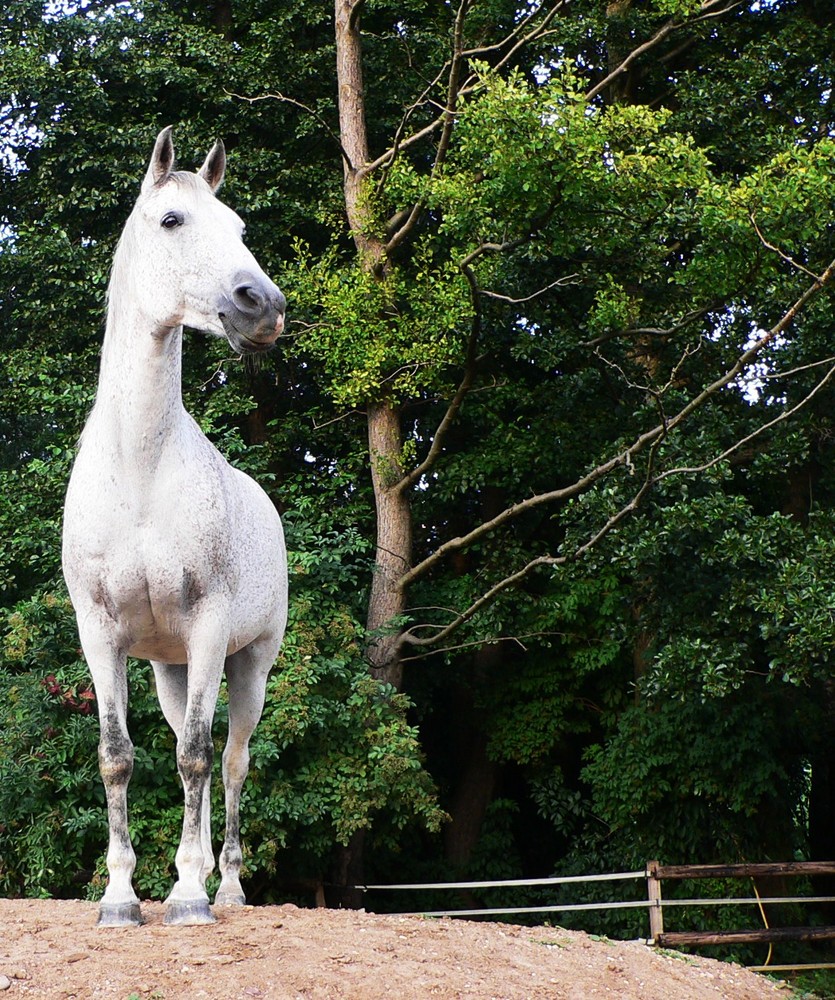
<box><xmin>0</xmin><ymin>975</ymin><xmax>11</xmax><ymax>991</ymax></box>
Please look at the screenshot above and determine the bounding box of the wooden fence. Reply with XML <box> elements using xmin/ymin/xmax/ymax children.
<box><xmin>647</xmin><ymin>860</ymin><xmax>835</xmax><ymax>972</ymax></box>
<box><xmin>359</xmin><ymin>860</ymin><xmax>835</xmax><ymax>973</ymax></box>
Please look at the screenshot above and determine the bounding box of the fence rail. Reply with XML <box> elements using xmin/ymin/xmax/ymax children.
<box><xmin>358</xmin><ymin>860</ymin><xmax>835</xmax><ymax>973</ymax></box>
<box><xmin>362</xmin><ymin>870</ymin><xmax>645</xmax><ymax>892</ymax></box>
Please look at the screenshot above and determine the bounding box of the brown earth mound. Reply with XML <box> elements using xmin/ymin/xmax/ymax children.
<box><xmin>0</xmin><ymin>899</ymin><xmax>791</xmax><ymax>999</ymax></box>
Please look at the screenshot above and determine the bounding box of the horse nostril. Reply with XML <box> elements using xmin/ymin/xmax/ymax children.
<box><xmin>232</xmin><ymin>284</ymin><xmax>266</xmax><ymax>316</ymax></box>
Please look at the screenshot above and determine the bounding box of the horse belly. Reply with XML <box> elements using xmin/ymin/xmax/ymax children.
<box><xmin>127</xmin><ymin>631</ymin><xmax>188</xmax><ymax>663</ymax></box>
<box><xmin>227</xmin><ymin>475</ymin><xmax>288</xmax><ymax>644</ymax></box>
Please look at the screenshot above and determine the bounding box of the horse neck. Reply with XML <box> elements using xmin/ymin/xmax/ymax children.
<box><xmin>93</xmin><ymin>288</ymin><xmax>188</xmax><ymax>463</ymax></box>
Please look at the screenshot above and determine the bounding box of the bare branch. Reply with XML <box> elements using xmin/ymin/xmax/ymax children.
<box><xmin>397</xmin><ymin>255</ymin><xmax>835</xmax><ymax>595</ymax></box>
<box><xmin>764</xmin><ymin>355</ymin><xmax>835</xmax><ymax>381</ymax></box>
<box><xmin>584</xmin><ymin>0</ymin><xmax>736</xmax><ymax>103</ymax></box>
<box><xmin>368</xmin><ymin>0</ymin><xmax>572</xmax><ymax>182</ymax></box>
<box><xmin>400</xmin><ymin>631</ymin><xmax>570</xmax><ymax>662</ymax></box>
<box><xmin>654</xmin><ymin>358</ymin><xmax>835</xmax><ymax>482</ymax></box>
<box><xmin>750</xmin><ymin>213</ymin><xmax>824</xmax><ymax>283</ymax></box>
<box><xmin>394</xmin><ymin>201</ymin><xmax>569</xmax><ymax>492</ymax></box>
<box><xmin>364</xmin><ymin>112</ymin><xmax>449</xmax><ymax>176</ymax></box>
<box><xmin>402</xmin><ymin>454</ymin><xmax>658</xmax><ymax>648</ymax></box>
<box><xmin>385</xmin><ymin>68</ymin><xmax>451</xmax><ymax>160</ymax></box>
<box><xmin>225</xmin><ymin>89</ymin><xmax>354</xmax><ymax>170</ymax></box>
<box><xmin>311</xmin><ymin>408</ymin><xmax>364</xmax><ymax>430</ymax></box>
<box><xmin>383</xmin><ymin>0</ymin><xmax>471</xmax><ymax>254</ymax></box>
<box><xmin>395</xmin><ymin>255</ymin><xmax>482</xmax><ymax>494</ymax></box>
<box><xmin>401</xmin><ymin>555</ymin><xmax>559</xmax><ymax>646</ymax></box>
<box><xmin>385</xmin><ymin>200</ymin><xmax>425</xmax><ymax>256</ymax></box>
<box><xmin>197</xmin><ymin>355</ymin><xmax>241</xmax><ymax>391</ymax></box>
<box><xmin>581</xmin><ymin>304</ymin><xmax>715</xmax><ymax>348</ymax></box>
<box><xmin>461</xmin><ymin>0</ymin><xmax>567</xmax><ymax>59</ymax></box>
<box><xmin>595</xmin><ymin>338</ymin><xmax>701</xmax><ymax>402</ymax></box>
<box><xmin>460</xmin><ymin>194</ymin><xmax>562</xmax><ymax>268</ymax></box>
<box><xmin>480</xmin><ymin>273</ymin><xmax>581</xmax><ymax>304</ymax></box>
<box><xmin>689</xmin><ymin>0</ymin><xmax>744</xmax><ymax>23</ymax></box>
<box><xmin>434</xmin><ymin>0</ymin><xmax>469</xmax><ymax>171</ymax></box>
<box><xmin>489</xmin><ymin>1</ymin><xmax>572</xmax><ymax>75</ymax></box>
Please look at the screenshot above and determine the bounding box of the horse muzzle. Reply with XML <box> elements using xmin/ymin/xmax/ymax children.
<box><xmin>218</xmin><ymin>273</ymin><xmax>286</xmax><ymax>353</ymax></box>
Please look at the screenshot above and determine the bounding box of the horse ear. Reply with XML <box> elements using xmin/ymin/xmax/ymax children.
<box><xmin>142</xmin><ymin>126</ymin><xmax>176</xmax><ymax>193</ymax></box>
<box><xmin>198</xmin><ymin>139</ymin><xmax>226</xmax><ymax>193</ymax></box>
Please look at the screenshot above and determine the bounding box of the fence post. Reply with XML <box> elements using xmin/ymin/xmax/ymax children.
<box><xmin>647</xmin><ymin>860</ymin><xmax>664</xmax><ymax>943</ymax></box>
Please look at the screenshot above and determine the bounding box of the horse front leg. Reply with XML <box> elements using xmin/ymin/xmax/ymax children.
<box><xmin>163</xmin><ymin>638</ymin><xmax>225</xmax><ymax>926</ymax></box>
<box><xmin>215</xmin><ymin>635</ymin><xmax>279</xmax><ymax>906</ymax></box>
<box><xmin>81</xmin><ymin>628</ymin><xmax>141</xmax><ymax>926</ymax></box>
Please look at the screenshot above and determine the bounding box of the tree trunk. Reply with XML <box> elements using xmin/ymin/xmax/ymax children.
<box><xmin>443</xmin><ymin>644</ymin><xmax>502</xmax><ymax>873</ymax></box>
<box><xmin>210</xmin><ymin>0</ymin><xmax>233</xmax><ymax>40</ymax></box>
<box><xmin>366</xmin><ymin>401</ymin><xmax>411</xmax><ymax>688</ymax></box>
<box><xmin>443</xmin><ymin>731</ymin><xmax>498</xmax><ymax>867</ymax></box>
<box><xmin>326</xmin><ymin>829</ymin><xmax>366</xmax><ymax>909</ymax></box>
<box><xmin>334</xmin><ymin>0</ymin><xmax>382</xmax><ymax>265</ymax></box>
<box><xmin>335</xmin><ymin>0</ymin><xmax>411</xmax><ymax>690</ymax></box>
<box><xmin>809</xmin><ymin>679</ymin><xmax>835</xmax><ymax>919</ymax></box>
<box><xmin>604</xmin><ymin>0</ymin><xmax>636</xmax><ymax>105</ymax></box>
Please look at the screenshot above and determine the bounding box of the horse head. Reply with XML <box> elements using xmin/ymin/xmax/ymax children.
<box><xmin>118</xmin><ymin>125</ymin><xmax>286</xmax><ymax>354</ymax></box>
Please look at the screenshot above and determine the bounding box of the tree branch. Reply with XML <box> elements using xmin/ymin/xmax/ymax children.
<box><xmin>581</xmin><ymin>304</ymin><xmax>716</xmax><ymax>348</ymax></box>
<box><xmin>371</xmin><ymin>0</ymin><xmax>571</xmax><ymax>184</ymax></box>
<box><xmin>394</xmin><ymin>258</ymin><xmax>482</xmax><ymax>494</ymax></box>
<box><xmin>397</xmin><ymin>255</ymin><xmax>835</xmax><ymax>597</ymax></box>
<box><xmin>584</xmin><ymin>0</ymin><xmax>737</xmax><ymax>103</ymax></box>
<box><xmin>402</xmin><ymin>432</ymin><xmax>662</xmax><ymax>647</ymax></box>
<box><xmin>653</xmin><ymin>357</ymin><xmax>835</xmax><ymax>483</ymax></box>
<box><xmin>401</xmin><ymin>268</ymin><xmax>835</xmax><ymax>648</ymax></box>
<box><xmin>393</xmin><ymin>197</ymin><xmax>567</xmax><ymax>494</ymax></box>
<box><xmin>461</xmin><ymin>0</ymin><xmax>568</xmax><ymax>60</ymax></box>
<box><xmin>400</xmin><ymin>631</ymin><xmax>570</xmax><ymax>663</ymax></box>
<box><xmin>480</xmin><ymin>273</ymin><xmax>581</xmax><ymax>305</ymax></box>
<box><xmin>750</xmin><ymin>213</ymin><xmax>823</xmax><ymax>283</ymax></box>
<box><xmin>225</xmin><ymin>89</ymin><xmax>354</xmax><ymax>170</ymax></box>
<box><xmin>384</xmin><ymin>0</ymin><xmax>471</xmax><ymax>255</ymax></box>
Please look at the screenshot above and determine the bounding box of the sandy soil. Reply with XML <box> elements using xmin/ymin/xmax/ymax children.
<box><xmin>0</xmin><ymin>899</ymin><xmax>793</xmax><ymax>1000</ymax></box>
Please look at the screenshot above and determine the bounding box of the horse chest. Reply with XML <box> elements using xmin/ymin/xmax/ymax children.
<box><xmin>64</xmin><ymin>440</ymin><xmax>240</xmax><ymax>645</ymax></box>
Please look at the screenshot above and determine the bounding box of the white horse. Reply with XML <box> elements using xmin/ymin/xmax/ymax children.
<box><xmin>62</xmin><ymin>127</ymin><xmax>288</xmax><ymax>926</ymax></box>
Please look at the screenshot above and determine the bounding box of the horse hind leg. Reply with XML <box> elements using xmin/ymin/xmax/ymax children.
<box><xmin>154</xmin><ymin>656</ymin><xmax>220</xmax><ymax>925</ymax></box>
<box><xmin>152</xmin><ymin>662</ymin><xmax>215</xmax><ymax>887</ymax></box>
<box><xmin>215</xmin><ymin>636</ymin><xmax>278</xmax><ymax>906</ymax></box>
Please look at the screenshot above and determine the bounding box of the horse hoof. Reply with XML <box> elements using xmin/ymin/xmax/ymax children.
<box><xmin>163</xmin><ymin>899</ymin><xmax>215</xmax><ymax>925</ymax></box>
<box><xmin>215</xmin><ymin>893</ymin><xmax>246</xmax><ymax>907</ymax></box>
<box><xmin>98</xmin><ymin>902</ymin><xmax>142</xmax><ymax>927</ymax></box>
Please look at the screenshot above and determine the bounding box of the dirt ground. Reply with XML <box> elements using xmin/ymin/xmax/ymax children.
<box><xmin>0</xmin><ymin>899</ymin><xmax>794</xmax><ymax>1000</ymax></box>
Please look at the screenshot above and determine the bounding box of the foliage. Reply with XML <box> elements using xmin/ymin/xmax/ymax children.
<box><xmin>243</xmin><ymin>599</ymin><xmax>445</xmax><ymax>892</ymax></box>
<box><xmin>0</xmin><ymin>592</ymin><xmax>103</xmax><ymax>897</ymax></box>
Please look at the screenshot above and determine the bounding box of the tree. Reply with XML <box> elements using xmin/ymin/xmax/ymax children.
<box><xmin>279</xmin><ymin>0</ymin><xmax>835</xmax><ymax>682</ymax></box>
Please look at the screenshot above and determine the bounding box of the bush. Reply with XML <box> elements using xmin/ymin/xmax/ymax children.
<box><xmin>0</xmin><ymin>576</ymin><xmax>445</xmax><ymax>901</ymax></box>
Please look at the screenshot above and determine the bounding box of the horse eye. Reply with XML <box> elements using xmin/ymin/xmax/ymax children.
<box><xmin>161</xmin><ymin>212</ymin><xmax>183</xmax><ymax>230</ymax></box>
